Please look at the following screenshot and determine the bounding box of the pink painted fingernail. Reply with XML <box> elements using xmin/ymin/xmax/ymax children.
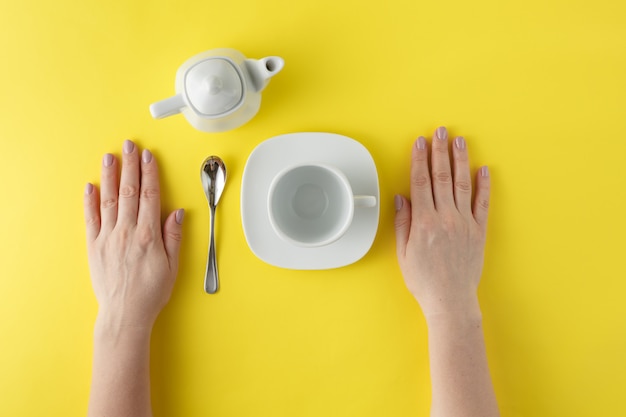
<box><xmin>175</xmin><ymin>209</ymin><xmax>185</xmax><ymax>225</ymax></box>
<box><xmin>455</xmin><ymin>136</ymin><xmax>466</xmax><ymax>150</ymax></box>
<box><xmin>436</xmin><ymin>126</ymin><xmax>448</xmax><ymax>141</ymax></box>
<box><xmin>103</xmin><ymin>153</ymin><xmax>114</xmax><ymax>167</ymax></box>
<box><xmin>481</xmin><ymin>166</ymin><xmax>490</xmax><ymax>177</ymax></box>
<box><xmin>142</xmin><ymin>149</ymin><xmax>152</xmax><ymax>163</ymax></box>
<box><xmin>85</xmin><ymin>183</ymin><xmax>94</xmax><ymax>195</ymax></box>
<box><xmin>123</xmin><ymin>140</ymin><xmax>135</xmax><ymax>154</ymax></box>
<box><xmin>394</xmin><ymin>195</ymin><xmax>403</xmax><ymax>211</ymax></box>
<box><xmin>416</xmin><ymin>136</ymin><xmax>426</xmax><ymax>150</ymax></box>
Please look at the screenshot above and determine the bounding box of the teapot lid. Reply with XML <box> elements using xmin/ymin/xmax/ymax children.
<box><xmin>184</xmin><ymin>58</ymin><xmax>243</xmax><ymax>116</ymax></box>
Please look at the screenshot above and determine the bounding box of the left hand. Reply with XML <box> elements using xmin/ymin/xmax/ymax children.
<box><xmin>84</xmin><ymin>140</ymin><xmax>184</xmax><ymax>329</ymax></box>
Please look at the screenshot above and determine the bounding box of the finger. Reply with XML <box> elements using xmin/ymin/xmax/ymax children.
<box><xmin>394</xmin><ymin>195</ymin><xmax>411</xmax><ymax>260</ymax></box>
<box><xmin>473</xmin><ymin>166</ymin><xmax>491</xmax><ymax>227</ymax></box>
<box><xmin>99</xmin><ymin>153</ymin><xmax>119</xmax><ymax>231</ymax></box>
<box><xmin>452</xmin><ymin>136</ymin><xmax>473</xmax><ymax>215</ymax></box>
<box><xmin>117</xmin><ymin>140</ymin><xmax>141</xmax><ymax>226</ymax></box>
<box><xmin>163</xmin><ymin>209</ymin><xmax>184</xmax><ymax>272</ymax></box>
<box><xmin>431</xmin><ymin>126</ymin><xmax>455</xmax><ymax>211</ymax></box>
<box><xmin>409</xmin><ymin>136</ymin><xmax>435</xmax><ymax>214</ymax></box>
<box><xmin>83</xmin><ymin>183</ymin><xmax>101</xmax><ymax>242</ymax></box>
<box><xmin>137</xmin><ymin>149</ymin><xmax>162</xmax><ymax>229</ymax></box>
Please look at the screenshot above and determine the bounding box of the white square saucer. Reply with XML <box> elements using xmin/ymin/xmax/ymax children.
<box><xmin>241</xmin><ymin>132</ymin><xmax>380</xmax><ymax>270</ymax></box>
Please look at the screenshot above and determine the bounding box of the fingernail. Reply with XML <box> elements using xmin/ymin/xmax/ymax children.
<box><xmin>175</xmin><ymin>209</ymin><xmax>185</xmax><ymax>225</ymax></box>
<box><xmin>436</xmin><ymin>126</ymin><xmax>448</xmax><ymax>141</ymax></box>
<box><xmin>142</xmin><ymin>149</ymin><xmax>152</xmax><ymax>163</ymax></box>
<box><xmin>103</xmin><ymin>153</ymin><xmax>114</xmax><ymax>167</ymax></box>
<box><xmin>85</xmin><ymin>183</ymin><xmax>94</xmax><ymax>195</ymax></box>
<box><xmin>394</xmin><ymin>195</ymin><xmax>403</xmax><ymax>211</ymax></box>
<box><xmin>416</xmin><ymin>136</ymin><xmax>426</xmax><ymax>150</ymax></box>
<box><xmin>481</xmin><ymin>166</ymin><xmax>490</xmax><ymax>177</ymax></box>
<box><xmin>455</xmin><ymin>136</ymin><xmax>466</xmax><ymax>150</ymax></box>
<box><xmin>123</xmin><ymin>140</ymin><xmax>135</xmax><ymax>154</ymax></box>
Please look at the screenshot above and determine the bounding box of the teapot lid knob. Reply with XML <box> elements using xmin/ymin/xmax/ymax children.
<box><xmin>184</xmin><ymin>58</ymin><xmax>244</xmax><ymax>116</ymax></box>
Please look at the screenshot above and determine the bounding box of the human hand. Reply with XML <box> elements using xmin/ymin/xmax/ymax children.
<box><xmin>394</xmin><ymin>127</ymin><xmax>490</xmax><ymax>318</ymax></box>
<box><xmin>84</xmin><ymin>140</ymin><xmax>184</xmax><ymax>329</ymax></box>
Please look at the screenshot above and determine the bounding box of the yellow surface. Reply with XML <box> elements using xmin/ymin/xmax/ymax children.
<box><xmin>1</xmin><ymin>0</ymin><xmax>625</xmax><ymax>415</ymax></box>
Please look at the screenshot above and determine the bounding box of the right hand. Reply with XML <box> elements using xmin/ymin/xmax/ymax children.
<box><xmin>394</xmin><ymin>127</ymin><xmax>491</xmax><ymax>317</ymax></box>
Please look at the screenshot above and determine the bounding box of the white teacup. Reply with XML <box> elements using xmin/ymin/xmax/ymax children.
<box><xmin>268</xmin><ymin>164</ymin><xmax>377</xmax><ymax>247</ymax></box>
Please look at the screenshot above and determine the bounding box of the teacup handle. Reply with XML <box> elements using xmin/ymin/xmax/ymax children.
<box><xmin>150</xmin><ymin>94</ymin><xmax>186</xmax><ymax>119</ymax></box>
<box><xmin>354</xmin><ymin>195</ymin><xmax>377</xmax><ymax>208</ymax></box>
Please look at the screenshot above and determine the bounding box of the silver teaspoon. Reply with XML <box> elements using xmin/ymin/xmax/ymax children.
<box><xmin>201</xmin><ymin>156</ymin><xmax>227</xmax><ymax>294</ymax></box>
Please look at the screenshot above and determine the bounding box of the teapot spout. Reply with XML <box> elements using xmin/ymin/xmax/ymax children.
<box><xmin>244</xmin><ymin>56</ymin><xmax>284</xmax><ymax>92</ymax></box>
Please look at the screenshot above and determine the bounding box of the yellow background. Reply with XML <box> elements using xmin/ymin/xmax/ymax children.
<box><xmin>1</xmin><ymin>0</ymin><xmax>625</xmax><ymax>416</ymax></box>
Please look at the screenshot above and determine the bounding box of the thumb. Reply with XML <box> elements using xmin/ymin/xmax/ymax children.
<box><xmin>163</xmin><ymin>208</ymin><xmax>184</xmax><ymax>271</ymax></box>
<box><xmin>394</xmin><ymin>195</ymin><xmax>411</xmax><ymax>260</ymax></box>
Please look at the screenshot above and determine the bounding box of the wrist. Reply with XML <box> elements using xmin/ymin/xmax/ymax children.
<box><xmin>425</xmin><ymin>310</ymin><xmax>484</xmax><ymax>346</ymax></box>
<box><xmin>94</xmin><ymin>310</ymin><xmax>154</xmax><ymax>343</ymax></box>
<box><xmin>420</xmin><ymin>296</ymin><xmax>483</xmax><ymax>327</ymax></box>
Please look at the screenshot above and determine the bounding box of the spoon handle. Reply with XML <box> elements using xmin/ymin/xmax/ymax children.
<box><xmin>204</xmin><ymin>205</ymin><xmax>219</xmax><ymax>294</ymax></box>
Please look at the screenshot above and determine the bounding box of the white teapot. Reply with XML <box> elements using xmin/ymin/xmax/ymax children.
<box><xmin>150</xmin><ymin>48</ymin><xmax>284</xmax><ymax>132</ymax></box>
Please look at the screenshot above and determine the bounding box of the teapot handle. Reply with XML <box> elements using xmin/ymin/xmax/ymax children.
<box><xmin>150</xmin><ymin>94</ymin><xmax>186</xmax><ymax>119</ymax></box>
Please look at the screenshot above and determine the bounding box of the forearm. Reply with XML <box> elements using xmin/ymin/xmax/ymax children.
<box><xmin>88</xmin><ymin>312</ymin><xmax>154</xmax><ymax>417</ymax></box>
<box><xmin>425</xmin><ymin>302</ymin><xmax>499</xmax><ymax>417</ymax></box>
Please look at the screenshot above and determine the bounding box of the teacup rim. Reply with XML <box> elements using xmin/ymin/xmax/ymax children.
<box><xmin>267</xmin><ymin>163</ymin><xmax>355</xmax><ymax>248</ymax></box>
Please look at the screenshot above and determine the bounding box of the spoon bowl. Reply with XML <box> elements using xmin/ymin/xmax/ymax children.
<box><xmin>201</xmin><ymin>156</ymin><xmax>227</xmax><ymax>294</ymax></box>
